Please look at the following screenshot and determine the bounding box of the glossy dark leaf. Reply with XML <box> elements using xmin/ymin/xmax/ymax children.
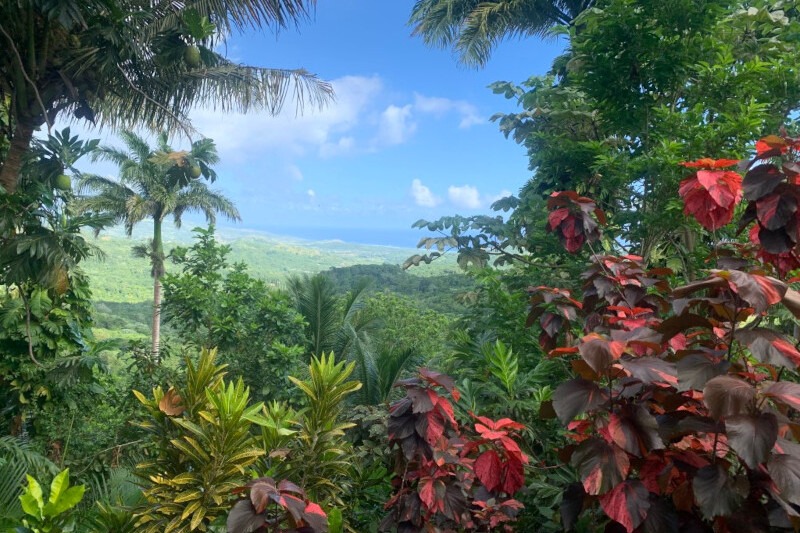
<box><xmin>227</xmin><ymin>500</ymin><xmax>266</xmax><ymax>533</ymax></box>
<box><xmin>657</xmin><ymin>412</ymin><xmax>723</xmax><ymax>441</ymax></box>
<box><xmin>703</xmin><ymin>376</ymin><xmax>755</xmax><ymax>419</ymax></box>
<box><xmin>764</xmin><ymin>381</ymin><xmax>800</xmax><ymax>411</ymax></box>
<box><xmin>552</xmin><ymin>378</ymin><xmax>609</xmax><ymax>425</ymax></box>
<box><xmin>720</xmin><ymin>270</ymin><xmax>786</xmax><ymax>313</ymax></box>
<box><xmin>442</xmin><ymin>482</ymin><xmax>467</xmax><ymax>521</ymax></box>
<box><xmin>641</xmin><ymin>496</ymin><xmax>679</xmax><ymax>533</ymax></box>
<box><xmin>571</xmin><ymin>438</ymin><xmax>629</xmax><ymax>495</ymax></box>
<box><xmin>725</xmin><ymin>413</ymin><xmax>778</xmax><ymax>468</ymax></box>
<box><xmin>608</xmin><ymin>406</ymin><xmax>664</xmax><ymax>457</ymax></box>
<box><xmin>677</xmin><ymin>353</ymin><xmax>729</xmax><ymax>392</ymax></box>
<box><xmin>657</xmin><ymin>313</ymin><xmax>713</xmax><ymax>341</ymax></box>
<box><xmin>756</xmin><ymin>192</ymin><xmax>797</xmax><ymax>231</ymax></box>
<box><xmin>560</xmin><ymin>482</ymin><xmax>585</xmax><ymax>531</ymax></box>
<box><xmin>579</xmin><ymin>338</ymin><xmax>612</xmax><ymax>374</ymax></box>
<box><xmin>736</xmin><ymin>328</ymin><xmax>800</xmax><ymax>369</ymax></box>
<box><xmin>743</xmin><ymin>164</ymin><xmax>783</xmax><ymax>201</ymax></box>
<box><xmin>692</xmin><ymin>464</ymin><xmax>745</xmax><ymax>519</ymax></box>
<box><xmin>768</xmin><ymin>454</ymin><xmax>800</xmax><ymax>506</ymax></box>
<box><xmin>758</xmin><ymin>226</ymin><xmax>794</xmax><ymax>254</ymax></box>
<box><xmin>598</xmin><ymin>480</ymin><xmax>650</xmax><ymax>533</ymax></box>
<box><xmin>619</xmin><ymin>356</ymin><xmax>678</xmax><ymax>387</ymax></box>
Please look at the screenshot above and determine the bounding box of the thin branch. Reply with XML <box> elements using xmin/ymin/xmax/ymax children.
<box><xmin>20</xmin><ymin>291</ymin><xmax>42</xmax><ymax>367</ymax></box>
<box><xmin>0</xmin><ymin>23</ymin><xmax>52</xmax><ymax>132</ymax></box>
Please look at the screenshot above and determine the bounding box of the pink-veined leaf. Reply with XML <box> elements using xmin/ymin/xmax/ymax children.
<box><xmin>598</xmin><ymin>480</ymin><xmax>651</xmax><ymax>533</ymax></box>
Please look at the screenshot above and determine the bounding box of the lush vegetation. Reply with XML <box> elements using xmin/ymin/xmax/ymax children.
<box><xmin>4</xmin><ymin>1</ymin><xmax>800</xmax><ymax>532</ymax></box>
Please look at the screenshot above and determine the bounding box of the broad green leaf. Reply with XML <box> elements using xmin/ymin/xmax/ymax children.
<box><xmin>47</xmin><ymin>468</ymin><xmax>69</xmax><ymax>505</ymax></box>
<box><xmin>45</xmin><ymin>484</ymin><xmax>84</xmax><ymax>516</ymax></box>
<box><xmin>19</xmin><ymin>475</ymin><xmax>43</xmax><ymax>518</ymax></box>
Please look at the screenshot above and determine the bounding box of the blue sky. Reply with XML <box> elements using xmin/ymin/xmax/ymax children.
<box><xmin>74</xmin><ymin>1</ymin><xmax>565</xmax><ymax>246</ymax></box>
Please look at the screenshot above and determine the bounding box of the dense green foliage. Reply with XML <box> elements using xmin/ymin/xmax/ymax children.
<box><xmin>5</xmin><ymin>1</ymin><xmax>800</xmax><ymax>531</ymax></box>
<box><xmin>162</xmin><ymin>226</ymin><xmax>307</xmax><ymax>403</ymax></box>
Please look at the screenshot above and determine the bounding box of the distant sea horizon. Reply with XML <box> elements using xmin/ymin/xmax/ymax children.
<box><xmin>245</xmin><ymin>225</ymin><xmax>427</xmax><ymax>249</ymax></box>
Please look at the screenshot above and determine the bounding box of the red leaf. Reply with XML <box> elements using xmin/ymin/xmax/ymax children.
<box><xmin>302</xmin><ymin>502</ymin><xmax>327</xmax><ymax>532</ymax></box>
<box><xmin>474</xmin><ymin>450</ymin><xmax>503</xmax><ymax>492</ymax></box>
<box><xmin>764</xmin><ymin>381</ymin><xmax>800</xmax><ymax>411</ymax></box>
<box><xmin>571</xmin><ymin>438</ymin><xmax>630</xmax><ymax>495</ymax></box>
<box><xmin>419</xmin><ymin>477</ymin><xmax>436</xmax><ymax>510</ymax></box>
<box><xmin>420</xmin><ymin>410</ymin><xmax>446</xmax><ymax>444</ymax></box>
<box><xmin>755</xmin><ymin>135</ymin><xmax>789</xmax><ymax>156</ymax></box>
<box><xmin>598</xmin><ymin>480</ymin><xmax>651</xmax><ymax>533</ymax></box>
<box><xmin>548</xmin><ymin>207</ymin><xmax>570</xmax><ymax>229</ymax></box>
<box><xmin>679</xmin><ymin>171</ymin><xmax>742</xmax><ymax>231</ymax></box>
<box><xmin>501</xmin><ymin>459</ymin><xmax>526</xmax><ymax>495</ymax></box>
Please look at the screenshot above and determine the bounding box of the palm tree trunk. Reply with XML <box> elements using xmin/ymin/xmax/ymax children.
<box><xmin>152</xmin><ymin>276</ymin><xmax>162</xmax><ymax>363</ymax></box>
<box><xmin>0</xmin><ymin>119</ymin><xmax>35</xmax><ymax>194</ymax></box>
<box><xmin>151</xmin><ymin>218</ymin><xmax>165</xmax><ymax>362</ymax></box>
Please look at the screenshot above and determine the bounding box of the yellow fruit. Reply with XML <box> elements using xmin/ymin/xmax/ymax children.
<box><xmin>184</xmin><ymin>45</ymin><xmax>201</xmax><ymax>68</ymax></box>
<box><xmin>54</xmin><ymin>174</ymin><xmax>71</xmax><ymax>191</ymax></box>
<box><xmin>189</xmin><ymin>165</ymin><xmax>202</xmax><ymax>179</ymax></box>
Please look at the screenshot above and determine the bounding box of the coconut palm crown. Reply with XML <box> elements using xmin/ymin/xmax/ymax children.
<box><xmin>0</xmin><ymin>0</ymin><xmax>333</xmax><ymax>194</ymax></box>
<box><xmin>77</xmin><ymin>130</ymin><xmax>240</xmax><ymax>360</ymax></box>
<box><xmin>409</xmin><ymin>0</ymin><xmax>593</xmax><ymax>66</ymax></box>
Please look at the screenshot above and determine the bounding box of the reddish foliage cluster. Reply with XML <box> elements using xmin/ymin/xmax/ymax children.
<box><xmin>381</xmin><ymin>369</ymin><xmax>527</xmax><ymax>532</ymax></box>
<box><xmin>546</xmin><ymin>191</ymin><xmax>606</xmax><ymax>253</ymax></box>
<box><xmin>534</xmin><ymin>135</ymin><xmax>800</xmax><ymax>532</ymax></box>
<box><xmin>679</xmin><ymin>133</ymin><xmax>800</xmax><ymax>275</ymax></box>
<box><xmin>227</xmin><ymin>477</ymin><xmax>327</xmax><ymax>533</ymax></box>
<box><xmin>678</xmin><ymin>158</ymin><xmax>742</xmax><ymax>231</ymax></box>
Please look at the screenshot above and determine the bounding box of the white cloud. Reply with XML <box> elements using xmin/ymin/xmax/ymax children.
<box><xmin>378</xmin><ymin>104</ymin><xmax>416</xmax><ymax>146</ymax></box>
<box><xmin>487</xmin><ymin>189</ymin><xmax>513</xmax><ymax>206</ymax></box>
<box><xmin>448</xmin><ymin>184</ymin><xmax>482</xmax><ymax>209</ymax></box>
<box><xmin>189</xmin><ymin>75</ymin><xmax>383</xmax><ymax>157</ymax></box>
<box><xmin>307</xmin><ymin>189</ymin><xmax>316</xmax><ymax>198</ymax></box>
<box><xmin>320</xmin><ymin>136</ymin><xmax>355</xmax><ymax>158</ymax></box>
<box><xmin>410</xmin><ymin>179</ymin><xmax>441</xmax><ymax>207</ymax></box>
<box><xmin>413</xmin><ymin>93</ymin><xmax>482</xmax><ymax>129</ymax></box>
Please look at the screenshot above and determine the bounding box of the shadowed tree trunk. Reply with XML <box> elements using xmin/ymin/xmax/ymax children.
<box><xmin>0</xmin><ymin>120</ymin><xmax>36</xmax><ymax>193</ymax></box>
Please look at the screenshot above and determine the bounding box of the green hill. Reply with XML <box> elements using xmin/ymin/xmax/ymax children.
<box><xmin>82</xmin><ymin>224</ymin><xmax>460</xmax><ymax>303</ymax></box>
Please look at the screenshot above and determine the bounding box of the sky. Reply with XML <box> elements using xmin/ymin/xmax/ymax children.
<box><xmin>69</xmin><ymin>1</ymin><xmax>565</xmax><ymax>247</ymax></box>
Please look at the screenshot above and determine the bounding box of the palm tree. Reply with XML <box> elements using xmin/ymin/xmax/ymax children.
<box><xmin>77</xmin><ymin>130</ymin><xmax>240</xmax><ymax>360</ymax></box>
<box><xmin>0</xmin><ymin>0</ymin><xmax>332</xmax><ymax>193</ymax></box>
<box><xmin>409</xmin><ymin>0</ymin><xmax>593</xmax><ymax>66</ymax></box>
<box><xmin>286</xmin><ymin>275</ymin><xmax>387</xmax><ymax>399</ymax></box>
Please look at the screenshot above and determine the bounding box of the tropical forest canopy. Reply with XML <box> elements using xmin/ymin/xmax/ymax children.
<box><xmin>3</xmin><ymin>1</ymin><xmax>800</xmax><ymax>532</ymax></box>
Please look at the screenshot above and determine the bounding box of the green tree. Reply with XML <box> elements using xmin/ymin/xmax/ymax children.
<box><xmin>132</xmin><ymin>348</ymin><xmax>265</xmax><ymax>532</ymax></box>
<box><xmin>0</xmin><ymin>0</ymin><xmax>332</xmax><ymax>193</ymax></box>
<box><xmin>409</xmin><ymin>0</ymin><xmax>592</xmax><ymax>66</ymax></box>
<box><xmin>162</xmin><ymin>226</ymin><xmax>307</xmax><ymax>402</ymax></box>
<box><xmin>77</xmin><ymin>131</ymin><xmax>240</xmax><ymax>360</ymax></box>
<box><xmin>411</xmin><ymin>0</ymin><xmax>800</xmax><ymax>277</ymax></box>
